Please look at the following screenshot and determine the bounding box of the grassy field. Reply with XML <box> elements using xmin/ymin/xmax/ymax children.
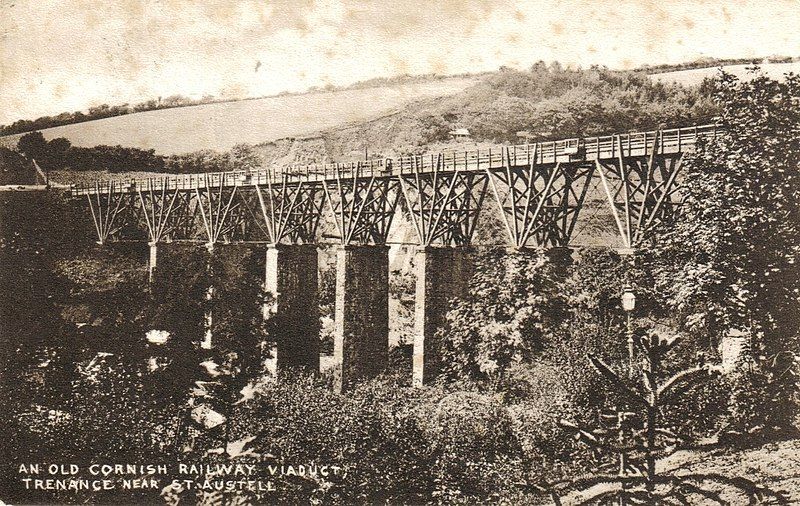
<box><xmin>5</xmin><ymin>62</ymin><xmax>798</xmax><ymax>159</ymax></box>
<box><xmin>649</xmin><ymin>61</ymin><xmax>800</xmax><ymax>87</ymax></box>
<box><xmin>0</xmin><ymin>77</ymin><xmax>479</xmax><ymax>155</ymax></box>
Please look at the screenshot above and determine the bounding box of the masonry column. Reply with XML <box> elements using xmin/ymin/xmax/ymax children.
<box><xmin>544</xmin><ymin>246</ymin><xmax>574</xmax><ymax>270</ymax></box>
<box><xmin>334</xmin><ymin>245</ymin><xmax>389</xmax><ymax>393</ymax></box>
<box><xmin>413</xmin><ymin>246</ymin><xmax>472</xmax><ymax>386</ymax></box>
<box><xmin>265</xmin><ymin>244</ymin><xmax>320</xmax><ymax>373</ymax></box>
<box><xmin>201</xmin><ymin>242</ymin><xmax>215</xmax><ymax>350</ymax></box>
<box><xmin>148</xmin><ymin>241</ymin><xmax>158</xmax><ymax>284</ymax></box>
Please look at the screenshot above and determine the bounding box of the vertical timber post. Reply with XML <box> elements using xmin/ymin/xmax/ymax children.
<box><xmin>413</xmin><ymin>246</ymin><xmax>472</xmax><ymax>386</ymax></box>
<box><xmin>334</xmin><ymin>245</ymin><xmax>390</xmax><ymax>393</ymax></box>
<box><xmin>265</xmin><ymin>244</ymin><xmax>320</xmax><ymax>374</ymax></box>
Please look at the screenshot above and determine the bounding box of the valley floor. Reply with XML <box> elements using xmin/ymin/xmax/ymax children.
<box><xmin>558</xmin><ymin>437</ymin><xmax>800</xmax><ymax>505</ymax></box>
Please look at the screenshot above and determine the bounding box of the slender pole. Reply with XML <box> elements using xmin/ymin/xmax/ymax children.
<box><xmin>624</xmin><ymin>252</ymin><xmax>636</xmax><ymax>371</ymax></box>
<box><xmin>645</xmin><ymin>347</ymin><xmax>659</xmax><ymax>500</ymax></box>
<box><xmin>618</xmin><ymin>411</ymin><xmax>628</xmax><ymax>506</ymax></box>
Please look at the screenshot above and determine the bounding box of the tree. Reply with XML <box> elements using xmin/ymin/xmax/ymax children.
<box><xmin>553</xmin><ymin>332</ymin><xmax>786</xmax><ymax>504</ymax></box>
<box><xmin>16</xmin><ymin>131</ymin><xmax>49</xmax><ymax>161</ymax></box>
<box><xmin>47</xmin><ymin>137</ymin><xmax>71</xmax><ymax>156</ymax></box>
<box><xmin>228</xmin><ymin>144</ymin><xmax>262</xmax><ymax>171</ymax></box>
<box><xmin>47</xmin><ymin>137</ymin><xmax>71</xmax><ymax>171</ymax></box>
<box><xmin>0</xmin><ymin>147</ymin><xmax>36</xmax><ymax>184</ymax></box>
<box><xmin>645</xmin><ymin>69</ymin><xmax>800</xmax><ymax>433</ymax></box>
<box><xmin>648</xmin><ymin>69</ymin><xmax>800</xmax><ymax>353</ymax></box>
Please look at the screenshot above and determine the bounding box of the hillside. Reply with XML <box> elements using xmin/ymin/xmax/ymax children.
<box><xmin>8</xmin><ymin>62</ymin><xmax>800</xmax><ymax>166</ymax></box>
<box><xmin>650</xmin><ymin>61</ymin><xmax>800</xmax><ymax>87</ymax></box>
<box><xmin>0</xmin><ymin>77</ymin><xmax>479</xmax><ymax>155</ymax></box>
<box><xmin>5</xmin><ymin>62</ymin><xmax>799</xmax><ymax>163</ymax></box>
<box><xmin>253</xmin><ymin>61</ymin><xmax>800</xmax><ymax>171</ymax></box>
<box><xmin>252</xmin><ymin>63</ymin><xmax>717</xmax><ymax>166</ymax></box>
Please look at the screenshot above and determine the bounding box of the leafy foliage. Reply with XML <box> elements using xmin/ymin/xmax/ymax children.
<box><xmin>643</xmin><ymin>69</ymin><xmax>800</xmax><ymax>437</ymax></box>
<box><xmin>0</xmin><ymin>146</ymin><xmax>37</xmax><ymax>184</ymax></box>
<box><xmin>1</xmin><ymin>201</ymin><xmax>271</xmax><ymax>503</ymax></box>
<box><xmin>16</xmin><ymin>132</ymin><xmax>265</xmax><ymax>175</ymax></box>
<box><xmin>439</xmin><ymin>248</ymin><xmax>568</xmax><ymax>383</ymax></box>
<box><xmin>223</xmin><ymin>375</ymin><xmax>532</xmax><ymax>505</ymax></box>
<box><xmin>422</xmin><ymin>63</ymin><xmax>715</xmax><ymax>143</ymax></box>
<box><xmin>724</xmin><ymin>361</ymin><xmax>800</xmax><ymax>441</ymax></box>
<box><xmin>647</xmin><ymin>69</ymin><xmax>800</xmax><ymax>352</ymax></box>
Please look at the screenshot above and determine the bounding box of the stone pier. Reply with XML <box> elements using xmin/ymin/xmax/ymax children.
<box><xmin>265</xmin><ymin>244</ymin><xmax>320</xmax><ymax>373</ymax></box>
<box><xmin>148</xmin><ymin>241</ymin><xmax>158</xmax><ymax>284</ymax></box>
<box><xmin>413</xmin><ymin>246</ymin><xmax>473</xmax><ymax>386</ymax></box>
<box><xmin>334</xmin><ymin>245</ymin><xmax>389</xmax><ymax>393</ymax></box>
<box><xmin>542</xmin><ymin>246</ymin><xmax>574</xmax><ymax>269</ymax></box>
<box><xmin>201</xmin><ymin>242</ymin><xmax>215</xmax><ymax>350</ymax></box>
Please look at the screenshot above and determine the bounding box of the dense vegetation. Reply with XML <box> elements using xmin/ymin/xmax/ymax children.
<box><xmin>0</xmin><ymin>147</ymin><xmax>37</xmax><ymax>185</ymax></box>
<box><xmin>14</xmin><ymin>131</ymin><xmax>262</xmax><ymax>175</ymax></box>
<box><xmin>645</xmin><ymin>70</ymin><xmax>800</xmax><ymax>438</ymax></box>
<box><xmin>435</xmin><ymin>63</ymin><xmax>716</xmax><ymax>141</ymax></box>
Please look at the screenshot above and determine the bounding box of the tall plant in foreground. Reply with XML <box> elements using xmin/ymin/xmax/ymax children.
<box><xmin>550</xmin><ymin>330</ymin><xmax>787</xmax><ymax>505</ymax></box>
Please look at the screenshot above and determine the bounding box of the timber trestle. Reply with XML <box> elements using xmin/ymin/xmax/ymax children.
<box><xmin>71</xmin><ymin>124</ymin><xmax>719</xmax><ymax>391</ymax></box>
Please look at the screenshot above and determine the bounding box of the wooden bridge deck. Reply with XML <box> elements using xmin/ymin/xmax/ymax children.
<box><xmin>70</xmin><ymin>124</ymin><xmax>718</xmax><ymax>196</ymax></box>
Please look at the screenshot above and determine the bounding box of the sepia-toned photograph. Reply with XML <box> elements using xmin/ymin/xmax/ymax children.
<box><xmin>1</xmin><ymin>1</ymin><xmax>799</xmax><ymax>504</ymax></box>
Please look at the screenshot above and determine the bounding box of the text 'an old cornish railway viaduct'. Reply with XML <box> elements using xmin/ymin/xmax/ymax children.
<box><xmin>70</xmin><ymin>124</ymin><xmax>718</xmax><ymax>392</ymax></box>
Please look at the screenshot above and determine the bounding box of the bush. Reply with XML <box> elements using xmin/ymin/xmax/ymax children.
<box><xmin>426</xmin><ymin>391</ymin><xmax>528</xmax><ymax>503</ymax></box>
<box><xmin>0</xmin><ymin>146</ymin><xmax>37</xmax><ymax>184</ymax></box>
<box><xmin>226</xmin><ymin>375</ymin><xmax>535</xmax><ymax>504</ymax></box>
<box><xmin>439</xmin><ymin>248</ymin><xmax>568</xmax><ymax>384</ymax></box>
<box><xmin>723</xmin><ymin>356</ymin><xmax>800</xmax><ymax>443</ymax></box>
<box><xmin>3</xmin><ymin>357</ymin><xmax>182</xmax><ymax>505</ymax></box>
<box><xmin>662</xmin><ymin>372</ymin><xmax>730</xmax><ymax>441</ymax></box>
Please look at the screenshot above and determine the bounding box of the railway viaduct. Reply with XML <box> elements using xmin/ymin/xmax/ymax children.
<box><xmin>70</xmin><ymin>124</ymin><xmax>718</xmax><ymax>392</ymax></box>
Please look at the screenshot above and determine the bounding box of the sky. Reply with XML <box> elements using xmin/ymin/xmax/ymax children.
<box><xmin>1</xmin><ymin>0</ymin><xmax>799</xmax><ymax>125</ymax></box>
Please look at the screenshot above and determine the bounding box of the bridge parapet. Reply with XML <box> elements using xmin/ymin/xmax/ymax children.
<box><xmin>69</xmin><ymin>124</ymin><xmax>719</xmax><ymax>197</ymax></box>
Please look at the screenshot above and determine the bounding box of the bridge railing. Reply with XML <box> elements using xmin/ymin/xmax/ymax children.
<box><xmin>70</xmin><ymin>124</ymin><xmax>719</xmax><ymax>196</ymax></box>
<box><xmin>392</xmin><ymin>123</ymin><xmax>719</xmax><ymax>173</ymax></box>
